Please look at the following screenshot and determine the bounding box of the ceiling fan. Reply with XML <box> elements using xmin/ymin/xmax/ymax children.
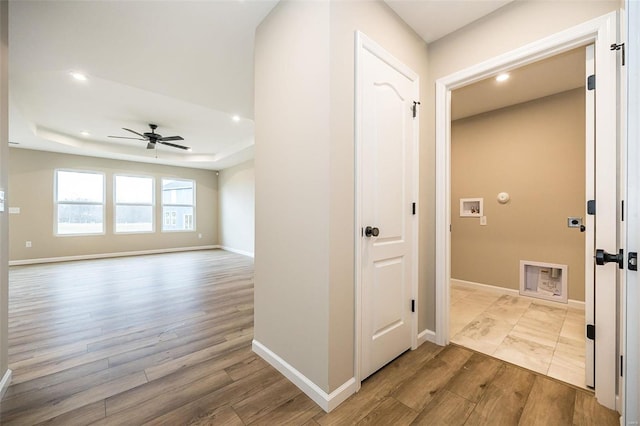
<box><xmin>108</xmin><ymin>124</ymin><xmax>190</xmax><ymax>151</ymax></box>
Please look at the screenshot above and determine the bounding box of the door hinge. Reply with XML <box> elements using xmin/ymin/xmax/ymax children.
<box><xmin>587</xmin><ymin>74</ymin><xmax>595</xmax><ymax>90</ymax></box>
<box><xmin>586</xmin><ymin>324</ymin><xmax>595</xmax><ymax>340</ymax></box>
<box><xmin>587</xmin><ymin>200</ymin><xmax>596</xmax><ymax>215</ymax></box>
<box><xmin>629</xmin><ymin>252</ymin><xmax>637</xmax><ymax>271</ymax></box>
<box><xmin>411</xmin><ymin>299</ymin><xmax>415</xmax><ymax>313</ymax></box>
<box><xmin>621</xmin><ymin>355</ymin><xmax>624</xmax><ymax>377</ymax></box>
<box><xmin>610</xmin><ymin>42</ymin><xmax>626</xmax><ymax>66</ymax></box>
<box><xmin>412</xmin><ymin>101</ymin><xmax>421</xmax><ymax>118</ymax></box>
<box><xmin>412</xmin><ymin>202</ymin><xmax>416</xmax><ymax>215</ymax></box>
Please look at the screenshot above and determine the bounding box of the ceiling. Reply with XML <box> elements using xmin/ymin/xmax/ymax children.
<box><xmin>452</xmin><ymin>46</ymin><xmax>587</xmax><ymax>120</ymax></box>
<box><xmin>9</xmin><ymin>0</ymin><xmax>535</xmax><ymax>170</ymax></box>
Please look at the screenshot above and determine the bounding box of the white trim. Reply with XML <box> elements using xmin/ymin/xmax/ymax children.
<box><xmin>451</xmin><ymin>279</ymin><xmax>586</xmax><ymax>310</ymax></box>
<box><xmin>252</xmin><ymin>340</ymin><xmax>357</xmax><ymax>413</ymax></box>
<box><xmin>354</xmin><ymin>30</ymin><xmax>420</xmax><ymax>383</ymax></box>
<box><xmin>9</xmin><ymin>245</ymin><xmax>221</xmax><ymax>266</ymax></box>
<box><xmin>0</xmin><ymin>369</ymin><xmax>12</xmax><ymax>400</ymax></box>
<box><xmin>417</xmin><ymin>329</ymin><xmax>437</xmax><ymax>345</ymax></box>
<box><xmin>624</xmin><ymin>0</ymin><xmax>639</xmax><ymax>423</ymax></box>
<box><xmin>435</xmin><ymin>11</ymin><xmax>619</xmax><ymax>409</ymax></box>
<box><xmin>219</xmin><ymin>246</ymin><xmax>254</xmax><ymax>258</ymax></box>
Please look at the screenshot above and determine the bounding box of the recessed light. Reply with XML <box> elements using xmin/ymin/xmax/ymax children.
<box><xmin>70</xmin><ymin>71</ymin><xmax>88</xmax><ymax>82</ymax></box>
<box><xmin>232</xmin><ymin>115</ymin><xmax>241</xmax><ymax>122</ymax></box>
<box><xmin>496</xmin><ymin>73</ymin><xmax>510</xmax><ymax>82</ymax></box>
<box><xmin>80</xmin><ymin>131</ymin><xmax>90</xmax><ymax>137</ymax></box>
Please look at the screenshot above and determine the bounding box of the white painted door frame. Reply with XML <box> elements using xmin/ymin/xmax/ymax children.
<box><xmin>434</xmin><ymin>12</ymin><xmax>619</xmax><ymax>409</ymax></box>
<box><xmin>354</xmin><ymin>31</ymin><xmax>419</xmax><ymax>388</ymax></box>
<box><xmin>624</xmin><ymin>0</ymin><xmax>639</xmax><ymax>423</ymax></box>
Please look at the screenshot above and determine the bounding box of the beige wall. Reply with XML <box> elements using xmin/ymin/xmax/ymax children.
<box><xmin>451</xmin><ymin>89</ymin><xmax>586</xmax><ymax>301</ymax></box>
<box><xmin>255</xmin><ymin>0</ymin><xmax>332</xmax><ymax>392</ymax></box>
<box><xmin>8</xmin><ymin>149</ymin><xmax>218</xmax><ymax>262</ymax></box>
<box><xmin>424</xmin><ymin>0</ymin><xmax>620</xmax><ymax>329</ymax></box>
<box><xmin>218</xmin><ymin>160</ymin><xmax>254</xmax><ymax>256</ymax></box>
<box><xmin>0</xmin><ymin>0</ymin><xmax>8</xmax><ymax>391</ymax></box>
<box><xmin>255</xmin><ymin>0</ymin><xmax>428</xmax><ymax>393</ymax></box>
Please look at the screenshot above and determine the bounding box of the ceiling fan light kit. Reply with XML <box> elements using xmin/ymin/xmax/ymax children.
<box><xmin>108</xmin><ymin>123</ymin><xmax>190</xmax><ymax>151</ymax></box>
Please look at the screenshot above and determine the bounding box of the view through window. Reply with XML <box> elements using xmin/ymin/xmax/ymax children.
<box><xmin>55</xmin><ymin>170</ymin><xmax>104</xmax><ymax>235</ymax></box>
<box><xmin>115</xmin><ymin>175</ymin><xmax>154</xmax><ymax>233</ymax></box>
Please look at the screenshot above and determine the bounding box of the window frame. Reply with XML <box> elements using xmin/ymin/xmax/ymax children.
<box><xmin>54</xmin><ymin>169</ymin><xmax>106</xmax><ymax>236</ymax></box>
<box><xmin>113</xmin><ymin>174</ymin><xmax>155</xmax><ymax>234</ymax></box>
<box><xmin>161</xmin><ymin>177</ymin><xmax>196</xmax><ymax>232</ymax></box>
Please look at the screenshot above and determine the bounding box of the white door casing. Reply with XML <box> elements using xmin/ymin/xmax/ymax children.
<box><xmin>355</xmin><ymin>32</ymin><xmax>419</xmax><ymax>381</ymax></box>
<box><xmin>624</xmin><ymin>0</ymin><xmax>639</xmax><ymax>422</ymax></box>
<box><xmin>434</xmin><ymin>12</ymin><xmax>619</xmax><ymax>409</ymax></box>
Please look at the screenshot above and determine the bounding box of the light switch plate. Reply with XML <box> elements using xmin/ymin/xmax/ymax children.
<box><xmin>480</xmin><ymin>216</ymin><xmax>487</xmax><ymax>226</ymax></box>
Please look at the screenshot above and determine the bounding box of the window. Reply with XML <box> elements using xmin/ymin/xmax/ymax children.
<box><xmin>115</xmin><ymin>175</ymin><xmax>154</xmax><ymax>233</ymax></box>
<box><xmin>162</xmin><ymin>178</ymin><xmax>195</xmax><ymax>231</ymax></box>
<box><xmin>55</xmin><ymin>170</ymin><xmax>104</xmax><ymax>235</ymax></box>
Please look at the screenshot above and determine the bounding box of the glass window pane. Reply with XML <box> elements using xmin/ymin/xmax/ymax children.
<box><xmin>115</xmin><ymin>205</ymin><xmax>153</xmax><ymax>233</ymax></box>
<box><xmin>162</xmin><ymin>179</ymin><xmax>194</xmax><ymax>205</ymax></box>
<box><xmin>162</xmin><ymin>206</ymin><xmax>194</xmax><ymax>230</ymax></box>
<box><xmin>115</xmin><ymin>176</ymin><xmax>153</xmax><ymax>204</ymax></box>
<box><xmin>57</xmin><ymin>171</ymin><xmax>103</xmax><ymax>202</ymax></box>
<box><xmin>57</xmin><ymin>204</ymin><xmax>103</xmax><ymax>234</ymax></box>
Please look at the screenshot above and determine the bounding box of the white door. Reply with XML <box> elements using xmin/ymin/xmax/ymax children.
<box><xmin>356</xmin><ymin>33</ymin><xmax>418</xmax><ymax>380</ymax></box>
<box><xmin>592</xmin><ymin>24</ymin><xmax>621</xmax><ymax>409</ymax></box>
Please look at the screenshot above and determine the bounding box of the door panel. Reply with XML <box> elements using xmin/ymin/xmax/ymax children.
<box><xmin>359</xmin><ymin>36</ymin><xmax>418</xmax><ymax>380</ymax></box>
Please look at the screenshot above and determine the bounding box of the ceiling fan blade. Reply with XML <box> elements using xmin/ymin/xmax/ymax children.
<box><xmin>158</xmin><ymin>140</ymin><xmax>190</xmax><ymax>150</ymax></box>
<box><xmin>122</xmin><ymin>128</ymin><xmax>147</xmax><ymax>138</ymax></box>
<box><xmin>108</xmin><ymin>136</ymin><xmax>145</xmax><ymax>140</ymax></box>
<box><xmin>159</xmin><ymin>135</ymin><xmax>184</xmax><ymax>142</ymax></box>
<box><xmin>146</xmin><ymin>142</ymin><xmax>156</xmax><ymax>150</ymax></box>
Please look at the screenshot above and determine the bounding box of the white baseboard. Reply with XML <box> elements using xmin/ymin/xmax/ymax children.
<box><xmin>451</xmin><ymin>278</ymin><xmax>586</xmax><ymax>310</ymax></box>
<box><xmin>220</xmin><ymin>246</ymin><xmax>254</xmax><ymax>258</ymax></box>
<box><xmin>417</xmin><ymin>329</ymin><xmax>437</xmax><ymax>346</ymax></box>
<box><xmin>0</xmin><ymin>369</ymin><xmax>12</xmax><ymax>400</ymax></box>
<box><xmin>252</xmin><ymin>339</ymin><xmax>357</xmax><ymax>412</ymax></box>
<box><xmin>9</xmin><ymin>245</ymin><xmax>221</xmax><ymax>266</ymax></box>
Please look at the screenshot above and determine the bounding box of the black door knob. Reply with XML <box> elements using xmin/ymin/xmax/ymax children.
<box><xmin>595</xmin><ymin>249</ymin><xmax>624</xmax><ymax>269</ymax></box>
<box><xmin>365</xmin><ymin>226</ymin><xmax>380</xmax><ymax>237</ymax></box>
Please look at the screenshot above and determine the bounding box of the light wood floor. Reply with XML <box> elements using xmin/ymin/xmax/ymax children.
<box><xmin>0</xmin><ymin>250</ymin><xmax>619</xmax><ymax>425</ymax></box>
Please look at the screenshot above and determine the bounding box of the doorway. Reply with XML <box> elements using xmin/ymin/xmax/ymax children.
<box><xmin>434</xmin><ymin>11</ymin><xmax>620</xmax><ymax>410</ymax></box>
<box><xmin>448</xmin><ymin>46</ymin><xmax>590</xmax><ymax>390</ymax></box>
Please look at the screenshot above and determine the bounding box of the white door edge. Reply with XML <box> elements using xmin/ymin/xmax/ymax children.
<box><xmin>434</xmin><ymin>11</ymin><xmax>619</xmax><ymax>409</ymax></box>
<box><xmin>354</xmin><ymin>30</ymin><xmax>419</xmax><ymax>385</ymax></box>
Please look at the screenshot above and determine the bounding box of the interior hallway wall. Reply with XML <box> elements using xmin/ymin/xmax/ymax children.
<box><xmin>424</xmin><ymin>0</ymin><xmax>621</xmax><ymax>329</ymax></box>
<box><xmin>451</xmin><ymin>88</ymin><xmax>586</xmax><ymax>301</ymax></box>
<box><xmin>218</xmin><ymin>160</ymin><xmax>254</xmax><ymax>256</ymax></box>
<box><xmin>255</xmin><ymin>0</ymin><xmax>428</xmax><ymax>394</ymax></box>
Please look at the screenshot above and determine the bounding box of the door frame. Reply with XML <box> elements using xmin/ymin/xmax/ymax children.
<box><xmin>434</xmin><ymin>11</ymin><xmax>619</xmax><ymax>409</ymax></box>
<box><xmin>624</xmin><ymin>0</ymin><xmax>639</xmax><ymax>423</ymax></box>
<box><xmin>354</xmin><ymin>31</ymin><xmax>419</xmax><ymax>388</ymax></box>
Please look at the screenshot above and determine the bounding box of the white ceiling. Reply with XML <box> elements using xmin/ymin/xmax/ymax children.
<box><xmin>9</xmin><ymin>0</ymin><xmax>278</xmax><ymax>170</ymax></box>
<box><xmin>8</xmin><ymin>0</ymin><xmax>522</xmax><ymax>170</ymax></box>
<box><xmin>384</xmin><ymin>0</ymin><xmax>515</xmax><ymax>43</ymax></box>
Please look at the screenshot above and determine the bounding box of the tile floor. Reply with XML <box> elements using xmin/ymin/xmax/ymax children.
<box><xmin>450</xmin><ymin>282</ymin><xmax>588</xmax><ymax>389</ymax></box>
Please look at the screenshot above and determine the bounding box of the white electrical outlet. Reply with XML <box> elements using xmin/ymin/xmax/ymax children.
<box><xmin>25</xmin><ymin>241</ymin><xmax>32</xmax><ymax>248</ymax></box>
<box><xmin>480</xmin><ymin>216</ymin><xmax>487</xmax><ymax>226</ymax></box>
<box><xmin>198</xmin><ymin>233</ymin><xmax>202</xmax><ymax>239</ymax></box>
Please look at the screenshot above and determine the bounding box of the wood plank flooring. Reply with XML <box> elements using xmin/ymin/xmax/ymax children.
<box><xmin>0</xmin><ymin>249</ymin><xmax>619</xmax><ymax>425</ymax></box>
